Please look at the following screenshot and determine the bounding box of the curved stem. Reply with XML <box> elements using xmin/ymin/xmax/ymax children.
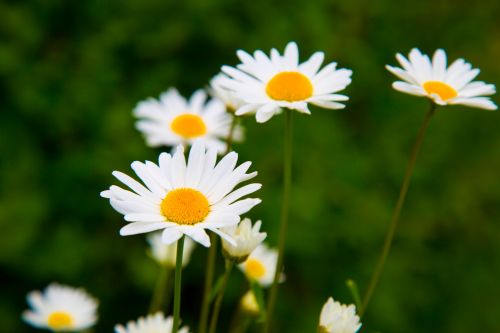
<box><xmin>199</xmin><ymin>114</ymin><xmax>238</xmax><ymax>333</ymax></box>
<box><xmin>263</xmin><ymin>109</ymin><xmax>293</xmax><ymax>333</ymax></box>
<box><xmin>360</xmin><ymin>103</ymin><xmax>436</xmax><ymax>316</ymax></box>
<box><xmin>208</xmin><ymin>261</ymin><xmax>233</xmax><ymax>333</ymax></box>
<box><xmin>148</xmin><ymin>265</ymin><xmax>172</xmax><ymax>314</ymax></box>
<box><xmin>172</xmin><ymin>236</ymin><xmax>185</xmax><ymax>333</ymax></box>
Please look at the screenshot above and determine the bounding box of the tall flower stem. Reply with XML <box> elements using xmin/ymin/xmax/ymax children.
<box><xmin>263</xmin><ymin>109</ymin><xmax>293</xmax><ymax>333</ymax></box>
<box><xmin>360</xmin><ymin>103</ymin><xmax>436</xmax><ymax>317</ymax></box>
<box><xmin>199</xmin><ymin>114</ymin><xmax>238</xmax><ymax>333</ymax></box>
<box><xmin>208</xmin><ymin>260</ymin><xmax>234</xmax><ymax>333</ymax></box>
<box><xmin>172</xmin><ymin>236</ymin><xmax>185</xmax><ymax>333</ymax></box>
<box><xmin>148</xmin><ymin>265</ymin><xmax>172</xmax><ymax>314</ymax></box>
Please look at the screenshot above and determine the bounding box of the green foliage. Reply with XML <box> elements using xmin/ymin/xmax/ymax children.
<box><xmin>1</xmin><ymin>0</ymin><xmax>500</xmax><ymax>332</ymax></box>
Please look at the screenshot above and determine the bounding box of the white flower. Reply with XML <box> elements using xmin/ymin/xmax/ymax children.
<box><xmin>22</xmin><ymin>283</ymin><xmax>98</xmax><ymax>332</ymax></box>
<box><xmin>147</xmin><ymin>232</ymin><xmax>196</xmax><ymax>267</ymax></box>
<box><xmin>221</xmin><ymin>218</ymin><xmax>267</xmax><ymax>263</ymax></box>
<box><xmin>386</xmin><ymin>48</ymin><xmax>497</xmax><ymax>110</ymax></box>
<box><xmin>238</xmin><ymin>244</ymin><xmax>283</xmax><ymax>287</ymax></box>
<box><xmin>209</xmin><ymin>74</ymin><xmax>245</xmax><ymax>112</ymax></box>
<box><xmin>134</xmin><ymin>88</ymin><xmax>242</xmax><ymax>153</ymax></box>
<box><xmin>115</xmin><ymin>312</ymin><xmax>189</xmax><ymax>333</ymax></box>
<box><xmin>101</xmin><ymin>141</ymin><xmax>262</xmax><ymax>247</ymax></box>
<box><xmin>219</xmin><ymin>41</ymin><xmax>353</xmax><ymax>123</ymax></box>
<box><xmin>318</xmin><ymin>297</ymin><xmax>361</xmax><ymax>333</ymax></box>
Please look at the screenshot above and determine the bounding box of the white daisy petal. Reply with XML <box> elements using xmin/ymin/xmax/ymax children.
<box><xmin>221</xmin><ymin>42</ymin><xmax>352</xmax><ymax>122</ymax></box>
<box><xmin>387</xmin><ymin>48</ymin><xmax>497</xmax><ymax>110</ymax></box>
<box><xmin>23</xmin><ymin>284</ymin><xmax>98</xmax><ymax>332</ymax></box>
<box><xmin>102</xmin><ymin>144</ymin><xmax>261</xmax><ymax>247</ymax></box>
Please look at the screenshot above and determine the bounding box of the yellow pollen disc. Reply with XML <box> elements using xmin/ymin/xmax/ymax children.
<box><xmin>423</xmin><ymin>81</ymin><xmax>457</xmax><ymax>101</ymax></box>
<box><xmin>266</xmin><ymin>71</ymin><xmax>313</xmax><ymax>102</ymax></box>
<box><xmin>47</xmin><ymin>312</ymin><xmax>73</xmax><ymax>330</ymax></box>
<box><xmin>170</xmin><ymin>114</ymin><xmax>207</xmax><ymax>139</ymax></box>
<box><xmin>161</xmin><ymin>188</ymin><xmax>210</xmax><ymax>225</ymax></box>
<box><xmin>245</xmin><ymin>258</ymin><xmax>266</xmax><ymax>279</ymax></box>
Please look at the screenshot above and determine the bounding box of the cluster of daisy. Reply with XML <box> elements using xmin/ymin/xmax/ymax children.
<box><xmin>22</xmin><ymin>41</ymin><xmax>496</xmax><ymax>333</ymax></box>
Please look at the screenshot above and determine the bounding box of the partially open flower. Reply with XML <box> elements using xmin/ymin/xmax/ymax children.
<box><xmin>23</xmin><ymin>283</ymin><xmax>98</xmax><ymax>332</ymax></box>
<box><xmin>221</xmin><ymin>218</ymin><xmax>267</xmax><ymax>263</ymax></box>
<box><xmin>238</xmin><ymin>244</ymin><xmax>284</xmax><ymax>287</ymax></box>
<box><xmin>210</xmin><ymin>74</ymin><xmax>245</xmax><ymax>113</ymax></box>
<box><xmin>240</xmin><ymin>290</ymin><xmax>260</xmax><ymax>315</ymax></box>
<box><xmin>318</xmin><ymin>297</ymin><xmax>361</xmax><ymax>333</ymax></box>
<box><xmin>115</xmin><ymin>312</ymin><xmax>189</xmax><ymax>333</ymax></box>
<box><xmin>147</xmin><ymin>232</ymin><xmax>196</xmax><ymax>267</ymax></box>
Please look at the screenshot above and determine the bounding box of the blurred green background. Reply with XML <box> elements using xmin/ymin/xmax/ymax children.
<box><xmin>1</xmin><ymin>0</ymin><xmax>500</xmax><ymax>332</ymax></box>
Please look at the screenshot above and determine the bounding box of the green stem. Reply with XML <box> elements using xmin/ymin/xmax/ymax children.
<box><xmin>263</xmin><ymin>109</ymin><xmax>293</xmax><ymax>333</ymax></box>
<box><xmin>199</xmin><ymin>115</ymin><xmax>237</xmax><ymax>333</ymax></box>
<box><xmin>208</xmin><ymin>261</ymin><xmax>234</xmax><ymax>333</ymax></box>
<box><xmin>199</xmin><ymin>232</ymin><xmax>219</xmax><ymax>333</ymax></box>
<box><xmin>360</xmin><ymin>103</ymin><xmax>436</xmax><ymax>317</ymax></box>
<box><xmin>148</xmin><ymin>265</ymin><xmax>172</xmax><ymax>314</ymax></box>
<box><xmin>172</xmin><ymin>236</ymin><xmax>185</xmax><ymax>333</ymax></box>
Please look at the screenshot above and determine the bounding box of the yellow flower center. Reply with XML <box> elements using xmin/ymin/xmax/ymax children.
<box><xmin>171</xmin><ymin>114</ymin><xmax>207</xmax><ymax>138</ymax></box>
<box><xmin>266</xmin><ymin>71</ymin><xmax>313</xmax><ymax>102</ymax></box>
<box><xmin>245</xmin><ymin>258</ymin><xmax>266</xmax><ymax>279</ymax></box>
<box><xmin>161</xmin><ymin>188</ymin><xmax>210</xmax><ymax>225</ymax></box>
<box><xmin>318</xmin><ymin>325</ymin><xmax>330</xmax><ymax>333</ymax></box>
<box><xmin>47</xmin><ymin>312</ymin><xmax>73</xmax><ymax>330</ymax></box>
<box><xmin>423</xmin><ymin>81</ymin><xmax>457</xmax><ymax>101</ymax></box>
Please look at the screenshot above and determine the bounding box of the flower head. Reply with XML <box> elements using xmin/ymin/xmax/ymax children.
<box><xmin>101</xmin><ymin>141</ymin><xmax>261</xmax><ymax>247</ymax></box>
<box><xmin>219</xmin><ymin>41</ymin><xmax>353</xmax><ymax>122</ymax></box>
<box><xmin>238</xmin><ymin>244</ymin><xmax>283</xmax><ymax>287</ymax></box>
<box><xmin>240</xmin><ymin>290</ymin><xmax>260</xmax><ymax>315</ymax></box>
<box><xmin>147</xmin><ymin>232</ymin><xmax>196</xmax><ymax>267</ymax></box>
<box><xmin>386</xmin><ymin>48</ymin><xmax>497</xmax><ymax>110</ymax></box>
<box><xmin>134</xmin><ymin>88</ymin><xmax>242</xmax><ymax>153</ymax></box>
<box><xmin>210</xmin><ymin>74</ymin><xmax>245</xmax><ymax>112</ymax></box>
<box><xmin>115</xmin><ymin>312</ymin><xmax>189</xmax><ymax>333</ymax></box>
<box><xmin>318</xmin><ymin>297</ymin><xmax>361</xmax><ymax>333</ymax></box>
<box><xmin>221</xmin><ymin>218</ymin><xmax>267</xmax><ymax>263</ymax></box>
<box><xmin>23</xmin><ymin>283</ymin><xmax>98</xmax><ymax>332</ymax></box>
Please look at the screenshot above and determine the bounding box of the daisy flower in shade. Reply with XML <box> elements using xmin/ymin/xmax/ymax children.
<box><xmin>134</xmin><ymin>88</ymin><xmax>242</xmax><ymax>153</ymax></box>
<box><xmin>115</xmin><ymin>312</ymin><xmax>189</xmax><ymax>333</ymax></box>
<box><xmin>221</xmin><ymin>218</ymin><xmax>267</xmax><ymax>263</ymax></box>
<box><xmin>238</xmin><ymin>244</ymin><xmax>284</xmax><ymax>287</ymax></box>
<box><xmin>101</xmin><ymin>141</ymin><xmax>261</xmax><ymax>247</ymax></box>
<box><xmin>386</xmin><ymin>48</ymin><xmax>497</xmax><ymax>110</ymax></box>
<box><xmin>147</xmin><ymin>232</ymin><xmax>196</xmax><ymax>267</ymax></box>
<box><xmin>219</xmin><ymin>41</ymin><xmax>353</xmax><ymax>123</ymax></box>
<box><xmin>318</xmin><ymin>297</ymin><xmax>361</xmax><ymax>333</ymax></box>
<box><xmin>23</xmin><ymin>283</ymin><xmax>98</xmax><ymax>332</ymax></box>
<box><xmin>210</xmin><ymin>74</ymin><xmax>245</xmax><ymax>112</ymax></box>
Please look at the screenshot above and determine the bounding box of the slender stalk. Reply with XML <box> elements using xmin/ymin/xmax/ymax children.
<box><xmin>148</xmin><ymin>265</ymin><xmax>172</xmax><ymax>314</ymax></box>
<box><xmin>360</xmin><ymin>103</ymin><xmax>437</xmax><ymax>316</ymax></box>
<box><xmin>172</xmin><ymin>236</ymin><xmax>185</xmax><ymax>333</ymax></box>
<box><xmin>198</xmin><ymin>114</ymin><xmax>238</xmax><ymax>333</ymax></box>
<box><xmin>208</xmin><ymin>261</ymin><xmax>234</xmax><ymax>333</ymax></box>
<box><xmin>263</xmin><ymin>110</ymin><xmax>293</xmax><ymax>333</ymax></box>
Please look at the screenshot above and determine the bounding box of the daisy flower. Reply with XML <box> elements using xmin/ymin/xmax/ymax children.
<box><xmin>219</xmin><ymin>41</ymin><xmax>353</xmax><ymax>123</ymax></box>
<box><xmin>386</xmin><ymin>48</ymin><xmax>497</xmax><ymax>110</ymax></box>
<box><xmin>221</xmin><ymin>218</ymin><xmax>267</xmax><ymax>263</ymax></box>
<box><xmin>134</xmin><ymin>88</ymin><xmax>242</xmax><ymax>153</ymax></box>
<box><xmin>101</xmin><ymin>141</ymin><xmax>262</xmax><ymax>247</ymax></box>
<box><xmin>209</xmin><ymin>74</ymin><xmax>245</xmax><ymax>112</ymax></box>
<box><xmin>147</xmin><ymin>232</ymin><xmax>196</xmax><ymax>267</ymax></box>
<box><xmin>238</xmin><ymin>244</ymin><xmax>284</xmax><ymax>287</ymax></box>
<box><xmin>318</xmin><ymin>297</ymin><xmax>361</xmax><ymax>333</ymax></box>
<box><xmin>115</xmin><ymin>312</ymin><xmax>189</xmax><ymax>333</ymax></box>
<box><xmin>23</xmin><ymin>283</ymin><xmax>98</xmax><ymax>332</ymax></box>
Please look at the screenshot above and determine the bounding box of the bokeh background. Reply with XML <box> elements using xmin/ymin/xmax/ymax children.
<box><xmin>1</xmin><ymin>0</ymin><xmax>500</xmax><ymax>332</ymax></box>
